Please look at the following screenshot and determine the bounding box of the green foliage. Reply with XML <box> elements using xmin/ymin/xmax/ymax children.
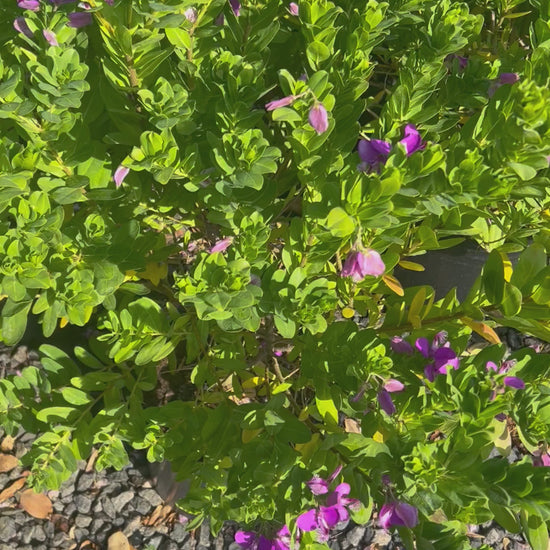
<box><xmin>1</xmin><ymin>0</ymin><xmax>550</xmax><ymax>547</ymax></box>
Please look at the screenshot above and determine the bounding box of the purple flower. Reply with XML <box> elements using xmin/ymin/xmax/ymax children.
<box><xmin>289</xmin><ymin>2</ymin><xmax>299</xmax><ymax>15</ymax></box>
<box><xmin>306</xmin><ymin>476</ymin><xmax>329</xmax><ymax>495</ymax></box>
<box><xmin>416</xmin><ymin>333</ymin><xmax>459</xmax><ymax>382</ymax></box>
<box><xmin>308</xmin><ymin>103</ymin><xmax>329</xmax><ymax>135</ymax></box>
<box><xmin>265</xmin><ymin>95</ymin><xmax>296</xmax><ymax>111</ymax></box>
<box><xmin>499</xmin><ymin>72</ymin><xmax>519</xmax><ymax>85</ymax></box>
<box><xmin>43</xmin><ymin>29</ymin><xmax>59</xmax><ymax>46</ymax></box>
<box><xmin>273</xmin><ymin>525</ymin><xmax>292</xmax><ymax>550</ymax></box>
<box><xmin>215</xmin><ymin>13</ymin><xmax>225</xmax><ymax>25</ymax></box>
<box><xmin>532</xmin><ymin>449</ymin><xmax>550</xmax><ymax>467</ymax></box>
<box><xmin>341</xmin><ymin>250</ymin><xmax>385</xmax><ymax>281</ymax></box>
<box><xmin>18</xmin><ymin>0</ymin><xmax>40</xmax><ymax>11</ymax></box>
<box><xmin>390</xmin><ymin>336</ymin><xmax>414</xmax><ymax>355</ymax></box>
<box><xmin>105</xmin><ymin>0</ymin><xmax>114</xmax><ymax>4</ymax></box>
<box><xmin>445</xmin><ymin>54</ymin><xmax>468</xmax><ymax>71</ymax></box>
<box><xmin>399</xmin><ymin>124</ymin><xmax>425</xmax><ymax>156</ymax></box>
<box><xmin>210</xmin><ymin>237</ymin><xmax>233</xmax><ymax>254</ymax></box>
<box><xmin>13</xmin><ymin>17</ymin><xmax>33</xmax><ymax>38</ymax></box>
<box><xmin>229</xmin><ymin>0</ymin><xmax>240</xmax><ymax>16</ymax></box>
<box><xmin>234</xmin><ymin>531</ymin><xmax>273</xmax><ymax>550</ymax></box>
<box><xmin>504</xmin><ymin>376</ymin><xmax>525</xmax><ymax>390</ymax></box>
<box><xmin>67</xmin><ymin>12</ymin><xmax>93</xmax><ymax>27</ymax></box>
<box><xmin>384</xmin><ymin>379</ymin><xmax>405</xmax><ymax>393</ymax></box>
<box><xmin>297</xmin><ymin>506</ymin><xmax>340</xmax><ymax>542</ymax></box>
<box><xmin>377</xmin><ymin>389</ymin><xmax>396</xmax><ymax>415</ymax></box>
<box><xmin>113</xmin><ymin>165</ymin><xmax>129</xmax><ymax>187</ymax></box>
<box><xmin>184</xmin><ymin>7</ymin><xmax>198</xmax><ymax>23</ymax></box>
<box><xmin>357</xmin><ymin>139</ymin><xmax>391</xmax><ymax>173</ymax></box>
<box><xmin>379</xmin><ymin>501</ymin><xmax>418</xmax><ymax>530</ymax></box>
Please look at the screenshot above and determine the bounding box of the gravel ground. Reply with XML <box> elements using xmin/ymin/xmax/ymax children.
<box><xmin>0</xmin><ymin>328</ymin><xmax>538</xmax><ymax>549</ymax></box>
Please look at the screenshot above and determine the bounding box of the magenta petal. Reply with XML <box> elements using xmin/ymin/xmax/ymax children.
<box><xmin>296</xmin><ymin>509</ymin><xmax>318</xmax><ymax>532</ymax></box>
<box><xmin>308</xmin><ymin>104</ymin><xmax>329</xmax><ymax>135</ymax></box>
<box><xmin>235</xmin><ymin>531</ymin><xmax>256</xmax><ymax>548</ymax></box>
<box><xmin>359</xmin><ymin>249</ymin><xmax>385</xmax><ymax>277</ymax></box>
<box><xmin>319</xmin><ymin>505</ymin><xmax>340</xmax><ymax>529</ymax></box>
<box><xmin>14</xmin><ymin>17</ymin><xmax>33</xmax><ymax>38</ymax></box>
<box><xmin>18</xmin><ymin>0</ymin><xmax>40</xmax><ymax>11</ymax></box>
<box><xmin>113</xmin><ymin>165</ymin><xmax>129</xmax><ymax>187</ymax></box>
<box><xmin>265</xmin><ymin>95</ymin><xmax>296</xmax><ymax>111</ymax></box>
<box><xmin>486</xmin><ymin>361</ymin><xmax>498</xmax><ymax>372</ymax></box>
<box><xmin>395</xmin><ymin>502</ymin><xmax>418</xmax><ymax>528</ymax></box>
<box><xmin>384</xmin><ymin>379</ymin><xmax>405</xmax><ymax>393</ymax></box>
<box><xmin>379</xmin><ymin>503</ymin><xmax>398</xmax><ymax>530</ymax></box>
<box><xmin>184</xmin><ymin>7</ymin><xmax>198</xmax><ymax>22</ymax></box>
<box><xmin>399</xmin><ymin>124</ymin><xmax>425</xmax><ymax>156</ymax></box>
<box><xmin>306</xmin><ymin>476</ymin><xmax>329</xmax><ymax>495</ymax></box>
<box><xmin>327</xmin><ymin>464</ymin><xmax>343</xmax><ymax>483</ymax></box>
<box><xmin>257</xmin><ymin>536</ymin><xmax>273</xmax><ymax>550</ymax></box>
<box><xmin>209</xmin><ymin>237</ymin><xmax>232</xmax><ymax>253</ymax></box>
<box><xmin>42</xmin><ymin>29</ymin><xmax>59</xmax><ymax>46</ymax></box>
<box><xmin>504</xmin><ymin>376</ymin><xmax>525</xmax><ymax>390</ymax></box>
<box><xmin>424</xmin><ymin>364</ymin><xmax>437</xmax><ymax>382</ymax></box>
<box><xmin>415</xmin><ymin>337</ymin><xmax>430</xmax><ymax>358</ymax></box>
<box><xmin>289</xmin><ymin>2</ymin><xmax>299</xmax><ymax>15</ymax></box>
<box><xmin>377</xmin><ymin>389</ymin><xmax>396</xmax><ymax>415</ymax></box>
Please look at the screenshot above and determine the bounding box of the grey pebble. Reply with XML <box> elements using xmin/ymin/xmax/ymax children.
<box><xmin>170</xmin><ymin>522</ymin><xmax>189</xmax><ymax>544</ymax></box>
<box><xmin>113</xmin><ymin>516</ymin><xmax>126</xmax><ymax>528</ymax></box>
<box><xmin>112</xmin><ymin>490</ymin><xmax>134</xmax><ymax>511</ymax></box>
<box><xmin>134</xmin><ymin>496</ymin><xmax>153</xmax><ymax>515</ymax></box>
<box><xmin>345</xmin><ymin>525</ymin><xmax>365</xmax><ymax>547</ymax></box>
<box><xmin>74</xmin><ymin>494</ymin><xmax>92</xmax><ymax>514</ymax></box>
<box><xmin>53</xmin><ymin>499</ymin><xmax>65</xmax><ymax>513</ymax></box>
<box><xmin>200</xmin><ymin>519</ymin><xmax>211</xmax><ymax>547</ymax></box>
<box><xmin>14</xmin><ymin>512</ymin><xmax>28</xmax><ymax>525</ymax></box>
<box><xmin>43</xmin><ymin>521</ymin><xmax>54</xmax><ymax>538</ymax></box>
<box><xmin>102</xmin><ymin>482</ymin><xmax>122</xmax><ymax>495</ymax></box>
<box><xmin>140</xmin><ymin>488</ymin><xmax>164</xmax><ymax>507</ymax></box>
<box><xmin>159</xmin><ymin>541</ymin><xmax>180</xmax><ymax>550</ymax></box>
<box><xmin>102</xmin><ymin>497</ymin><xmax>116</xmax><ymax>517</ymax></box>
<box><xmin>0</xmin><ymin>516</ymin><xmax>17</xmax><ymax>540</ymax></box>
<box><xmin>74</xmin><ymin>514</ymin><xmax>92</xmax><ymax>528</ymax></box>
<box><xmin>146</xmin><ymin>534</ymin><xmax>165</xmax><ymax>548</ymax></box>
<box><xmin>109</xmin><ymin>471</ymin><xmax>129</xmax><ymax>483</ymax></box>
<box><xmin>90</xmin><ymin>518</ymin><xmax>105</xmax><ymax>533</ymax></box>
<box><xmin>484</xmin><ymin>527</ymin><xmax>504</xmax><ymax>546</ymax></box>
<box><xmin>73</xmin><ymin>527</ymin><xmax>89</xmax><ymax>541</ymax></box>
<box><xmin>371</xmin><ymin>529</ymin><xmax>391</xmax><ymax>546</ymax></box>
<box><xmin>76</xmin><ymin>473</ymin><xmax>94</xmax><ymax>492</ymax></box>
<box><xmin>31</xmin><ymin>525</ymin><xmax>46</xmax><ymax>542</ymax></box>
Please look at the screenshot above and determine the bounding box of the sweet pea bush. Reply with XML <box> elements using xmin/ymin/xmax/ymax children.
<box><xmin>2</xmin><ymin>0</ymin><xmax>550</xmax><ymax>547</ymax></box>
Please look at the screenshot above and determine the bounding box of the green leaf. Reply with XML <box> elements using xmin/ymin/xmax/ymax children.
<box><xmin>520</xmin><ymin>511</ymin><xmax>549</xmax><ymax>550</ymax></box>
<box><xmin>272</xmin><ymin>108</ymin><xmax>302</xmax><ymax>122</ymax></box>
<box><xmin>508</xmin><ymin>162</ymin><xmax>537</xmax><ymax>181</ymax></box>
<box><xmin>316</xmin><ymin>385</ymin><xmax>338</xmax><ymax>425</ymax></box>
<box><xmin>482</xmin><ymin>250</ymin><xmax>504</xmax><ymax>304</ymax></box>
<box><xmin>489</xmin><ymin>501</ymin><xmax>520</xmax><ymax>533</ymax></box>
<box><xmin>306</xmin><ymin>41</ymin><xmax>330</xmax><ymax>68</ymax></box>
<box><xmin>511</xmin><ymin>243</ymin><xmax>547</xmax><ymax>291</ymax></box>
<box><xmin>1</xmin><ymin>304</ymin><xmax>30</xmax><ymax>346</ymax></box>
<box><xmin>61</xmin><ymin>387</ymin><xmax>92</xmax><ymax>406</ymax></box>
<box><xmin>274</xmin><ymin>314</ymin><xmax>296</xmax><ymax>338</ymax></box>
<box><xmin>326</xmin><ymin>207</ymin><xmax>355</xmax><ymax>238</ymax></box>
<box><xmin>501</xmin><ymin>282</ymin><xmax>522</xmax><ymax>316</ymax></box>
<box><xmin>36</xmin><ymin>406</ymin><xmax>76</xmax><ymax>423</ymax></box>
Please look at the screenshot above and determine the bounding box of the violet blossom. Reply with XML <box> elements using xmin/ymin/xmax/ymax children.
<box><xmin>230</xmin><ymin>0</ymin><xmax>240</xmax><ymax>16</ymax></box>
<box><xmin>445</xmin><ymin>54</ymin><xmax>468</xmax><ymax>71</ymax></box>
<box><xmin>416</xmin><ymin>332</ymin><xmax>459</xmax><ymax>382</ymax></box>
<box><xmin>488</xmin><ymin>72</ymin><xmax>520</xmax><ymax>97</ymax></box>
<box><xmin>43</xmin><ymin>29</ymin><xmax>59</xmax><ymax>46</ymax></box>
<box><xmin>308</xmin><ymin>103</ymin><xmax>329</xmax><ymax>134</ymax></box>
<box><xmin>379</xmin><ymin>501</ymin><xmax>418</xmax><ymax>530</ymax></box>
<box><xmin>306</xmin><ymin>465</ymin><xmax>342</xmax><ymax>495</ymax></box>
<box><xmin>384</xmin><ymin>379</ymin><xmax>405</xmax><ymax>393</ymax></box>
<box><xmin>209</xmin><ymin>237</ymin><xmax>233</xmax><ymax>254</ymax></box>
<box><xmin>288</xmin><ymin>2</ymin><xmax>299</xmax><ymax>15</ymax></box>
<box><xmin>18</xmin><ymin>0</ymin><xmax>40</xmax><ymax>11</ymax></box>
<box><xmin>234</xmin><ymin>531</ymin><xmax>273</xmax><ymax>550</ymax></box>
<box><xmin>390</xmin><ymin>336</ymin><xmax>414</xmax><ymax>355</ymax></box>
<box><xmin>113</xmin><ymin>165</ymin><xmax>129</xmax><ymax>187</ymax></box>
<box><xmin>503</xmin><ymin>376</ymin><xmax>525</xmax><ymax>390</ymax></box>
<box><xmin>377</xmin><ymin>389</ymin><xmax>396</xmax><ymax>415</ymax></box>
<box><xmin>399</xmin><ymin>124</ymin><xmax>425</xmax><ymax>156</ymax></box>
<box><xmin>265</xmin><ymin>95</ymin><xmax>296</xmax><ymax>111</ymax></box>
<box><xmin>532</xmin><ymin>449</ymin><xmax>550</xmax><ymax>467</ymax></box>
<box><xmin>67</xmin><ymin>11</ymin><xmax>93</xmax><ymax>27</ymax></box>
<box><xmin>341</xmin><ymin>249</ymin><xmax>385</xmax><ymax>281</ymax></box>
<box><xmin>184</xmin><ymin>7</ymin><xmax>198</xmax><ymax>23</ymax></box>
<box><xmin>13</xmin><ymin>17</ymin><xmax>33</xmax><ymax>38</ymax></box>
<box><xmin>357</xmin><ymin>138</ymin><xmax>391</xmax><ymax>173</ymax></box>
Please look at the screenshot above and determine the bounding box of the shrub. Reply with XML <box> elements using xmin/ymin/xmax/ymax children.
<box><xmin>1</xmin><ymin>0</ymin><xmax>550</xmax><ymax>548</ymax></box>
